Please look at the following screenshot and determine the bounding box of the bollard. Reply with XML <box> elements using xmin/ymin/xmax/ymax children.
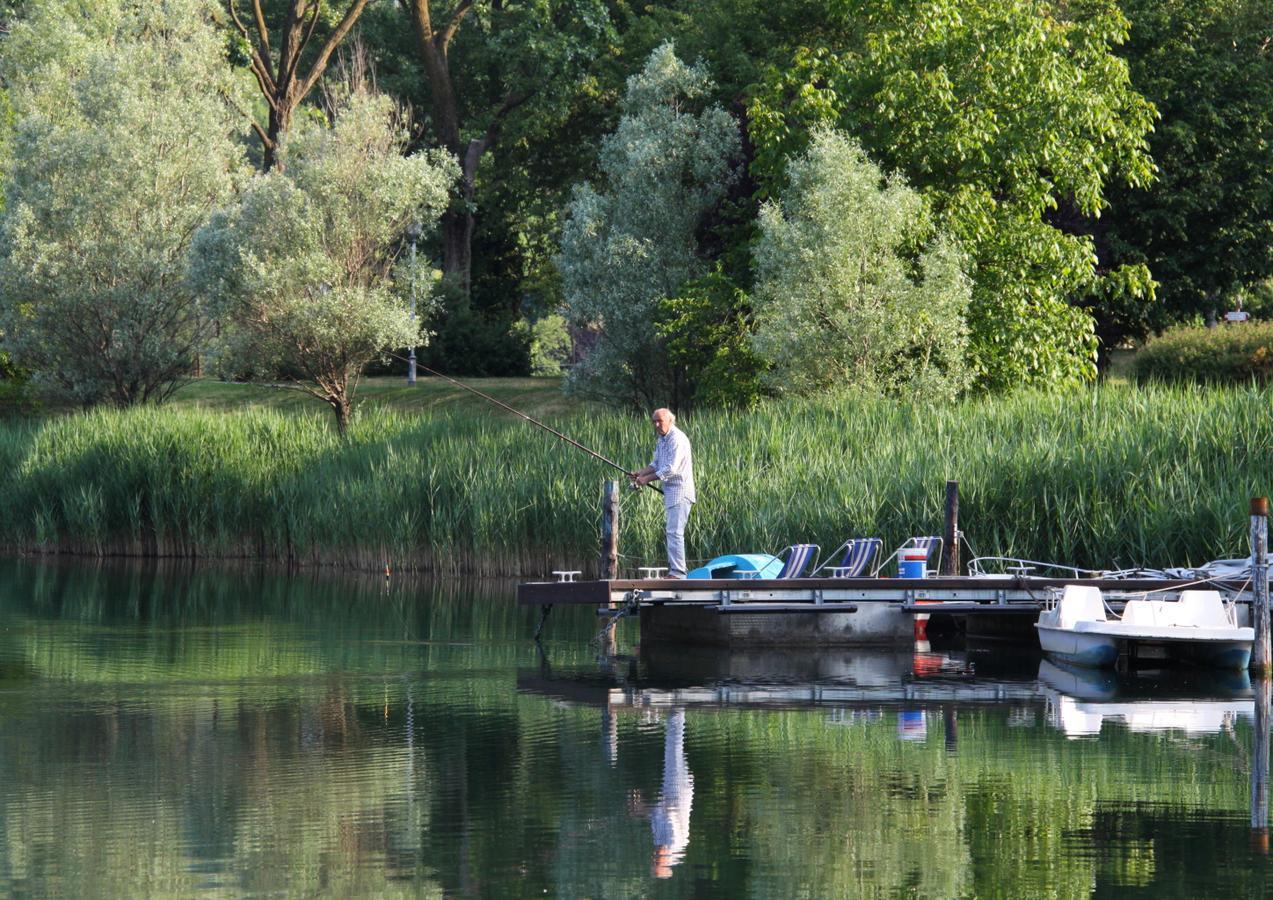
<box><xmin>1252</xmin><ymin>497</ymin><xmax>1270</xmax><ymax>675</ymax></box>
<box><xmin>600</xmin><ymin>480</ymin><xmax>620</xmax><ymax>580</ymax></box>
<box><xmin>941</xmin><ymin>480</ymin><xmax>960</xmax><ymax>576</ymax></box>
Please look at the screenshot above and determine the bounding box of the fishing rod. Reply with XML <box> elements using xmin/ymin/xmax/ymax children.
<box><xmin>412</xmin><ymin>360</ymin><xmax>663</xmax><ymax>495</ymax></box>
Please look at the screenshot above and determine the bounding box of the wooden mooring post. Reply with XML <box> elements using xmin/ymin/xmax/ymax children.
<box><xmin>1253</xmin><ymin>497</ymin><xmax>1270</xmax><ymax>676</ymax></box>
<box><xmin>941</xmin><ymin>480</ymin><xmax>960</xmax><ymax>576</ymax></box>
<box><xmin>600</xmin><ymin>479</ymin><xmax>620</xmax><ymax>580</ymax></box>
<box><xmin>1253</xmin><ymin>675</ymin><xmax>1270</xmax><ymax>851</ymax></box>
<box><xmin>1254</xmin><ymin>497</ymin><xmax>1272</xmax><ymax>847</ymax></box>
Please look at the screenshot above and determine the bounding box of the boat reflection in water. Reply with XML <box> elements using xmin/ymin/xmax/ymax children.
<box><xmin>1037</xmin><ymin>657</ymin><xmax>1255</xmax><ymax>739</ymax></box>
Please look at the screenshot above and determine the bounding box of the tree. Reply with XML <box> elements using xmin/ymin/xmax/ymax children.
<box><xmin>189</xmin><ymin>85</ymin><xmax>456</xmax><ymax>435</ymax></box>
<box><xmin>748</xmin><ymin>0</ymin><xmax>1157</xmax><ymax>390</ymax></box>
<box><xmin>0</xmin><ymin>0</ymin><xmax>247</xmax><ymax>407</ymax></box>
<box><xmin>226</xmin><ymin>0</ymin><xmax>373</xmax><ymax>170</ymax></box>
<box><xmin>1094</xmin><ymin>0</ymin><xmax>1273</xmax><ymax>343</ymax></box>
<box><xmin>752</xmin><ymin>129</ymin><xmax>972</xmax><ymax>399</ymax></box>
<box><xmin>657</xmin><ymin>267</ymin><xmax>765</xmax><ymax>408</ymax></box>
<box><xmin>404</xmin><ymin>0</ymin><xmax>612</xmax><ymax>299</ymax></box>
<box><xmin>557</xmin><ymin>43</ymin><xmax>741</xmax><ymax>409</ymax></box>
<box><xmin>525</xmin><ymin>312</ymin><xmax>570</xmax><ymax>376</ymax></box>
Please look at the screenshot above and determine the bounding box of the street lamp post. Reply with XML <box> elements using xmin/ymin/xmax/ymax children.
<box><xmin>406</xmin><ymin>222</ymin><xmax>422</xmax><ymax>386</ymax></box>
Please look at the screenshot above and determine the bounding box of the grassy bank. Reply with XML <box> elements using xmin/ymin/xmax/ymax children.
<box><xmin>166</xmin><ymin>375</ymin><xmax>581</xmax><ymax>419</ymax></box>
<box><xmin>0</xmin><ymin>381</ymin><xmax>1269</xmax><ymax>575</ymax></box>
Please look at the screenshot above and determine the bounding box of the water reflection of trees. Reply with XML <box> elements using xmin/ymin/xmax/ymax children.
<box><xmin>1</xmin><ymin>559</ymin><xmax>1272</xmax><ymax>895</ymax></box>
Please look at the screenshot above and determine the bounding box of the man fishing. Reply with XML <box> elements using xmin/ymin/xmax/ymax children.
<box><xmin>411</xmin><ymin>366</ymin><xmax>696</xmax><ymax>578</ymax></box>
<box><xmin>630</xmin><ymin>409</ymin><xmax>696</xmax><ymax>579</ymax></box>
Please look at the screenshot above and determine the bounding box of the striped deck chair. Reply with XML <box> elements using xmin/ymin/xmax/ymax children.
<box><xmin>775</xmin><ymin>543</ymin><xmax>820</xmax><ymax>579</ymax></box>
<box><xmin>872</xmin><ymin>535</ymin><xmax>944</xmax><ymax>577</ymax></box>
<box><xmin>813</xmin><ymin>537</ymin><xmax>882</xmax><ymax>578</ymax></box>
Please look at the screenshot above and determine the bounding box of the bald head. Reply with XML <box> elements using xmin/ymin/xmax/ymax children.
<box><xmin>651</xmin><ymin>408</ymin><xmax>675</xmax><ymax>436</ymax></box>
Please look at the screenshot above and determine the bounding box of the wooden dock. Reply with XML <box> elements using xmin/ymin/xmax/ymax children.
<box><xmin>518</xmin><ymin>574</ymin><xmax>1225</xmax><ymax>611</ymax></box>
<box><xmin>519</xmin><ymin>575</ymin><xmax>1252</xmax><ymax>647</ymax></box>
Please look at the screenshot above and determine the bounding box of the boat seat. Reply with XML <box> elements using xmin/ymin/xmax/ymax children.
<box><xmin>1058</xmin><ymin>585</ymin><xmax>1106</xmax><ymax>629</ymax></box>
<box><xmin>1120</xmin><ymin>601</ymin><xmax>1169</xmax><ymax>626</ymax></box>
<box><xmin>1120</xmin><ymin>592</ymin><xmax>1233</xmax><ymax>629</ymax></box>
<box><xmin>1176</xmin><ymin>590</ymin><xmax>1234</xmax><ymax>628</ymax></box>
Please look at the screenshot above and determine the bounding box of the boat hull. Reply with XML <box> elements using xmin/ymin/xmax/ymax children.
<box><xmin>1036</xmin><ymin>623</ymin><xmax>1253</xmax><ymax>670</ymax></box>
<box><xmin>1036</xmin><ymin>624</ymin><xmax>1120</xmax><ymax>668</ymax></box>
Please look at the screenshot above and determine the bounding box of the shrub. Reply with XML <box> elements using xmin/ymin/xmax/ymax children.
<box><xmin>752</xmin><ymin>129</ymin><xmax>972</xmax><ymax>400</ymax></box>
<box><xmin>557</xmin><ymin>43</ymin><xmax>740</xmax><ymax>409</ymax></box>
<box><xmin>1132</xmin><ymin>322</ymin><xmax>1273</xmax><ymax>384</ymax></box>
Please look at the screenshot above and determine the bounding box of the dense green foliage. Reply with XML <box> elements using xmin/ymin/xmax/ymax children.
<box><xmin>657</xmin><ymin>267</ymin><xmax>765</xmax><ymax>408</ymax></box>
<box><xmin>752</xmin><ymin>129</ymin><xmax>971</xmax><ymax>399</ymax></box>
<box><xmin>1096</xmin><ymin>0</ymin><xmax>1273</xmax><ymax>345</ymax></box>
<box><xmin>525</xmin><ymin>313</ymin><xmax>571</xmax><ymax>377</ymax></box>
<box><xmin>0</xmin><ymin>0</ymin><xmax>247</xmax><ymax>407</ymax></box>
<box><xmin>0</xmin><ymin>382</ymin><xmax>1268</xmax><ymax>573</ymax></box>
<box><xmin>1132</xmin><ymin>322</ymin><xmax>1273</xmax><ymax>386</ymax></box>
<box><xmin>0</xmin><ymin>0</ymin><xmax>1270</xmax><ymax>404</ymax></box>
<box><xmin>419</xmin><ymin>276</ymin><xmax>531</xmax><ymax>377</ymax></box>
<box><xmin>747</xmin><ymin>0</ymin><xmax>1157</xmax><ymax>390</ymax></box>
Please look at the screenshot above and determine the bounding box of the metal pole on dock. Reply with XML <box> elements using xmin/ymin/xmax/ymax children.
<box><xmin>1253</xmin><ymin>497</ymin><xmax>1270</xmax><ymax>676</ymax></box>
<box><xmin>600</xmin><ymin>480</ymin><xmax>620</xmax><ymax>580</ymax></box>
<box><xmin>941</xmin><ymin>480</ymin><xmax>960</xmax><ymax>576</ymax></box>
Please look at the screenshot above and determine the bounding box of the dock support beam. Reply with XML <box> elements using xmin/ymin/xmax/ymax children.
<box><xmin>1252</xmin><ymin>497</ymin><xmax>1270</xmax><ymax>675</ymax></box>
<box><xmin>600</xmin><ymin>480</ymin><xmax>620</xmax><ymax>580</ymax></box>
<box><xmin>941</xmin><ymin>480</ymin><xmax>960</xmax><ymax>576</ymax></box>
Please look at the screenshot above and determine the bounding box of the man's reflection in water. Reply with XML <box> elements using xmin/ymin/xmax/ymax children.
<box><xmin>631</xmin><ymin>708</ymin><xmax>694</xmax><ymax>878</ymax></box>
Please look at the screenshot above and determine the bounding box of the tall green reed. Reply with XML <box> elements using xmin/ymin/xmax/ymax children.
<box><xmin>0</xmin><ymin>382</ymin><xmax>1268</xmax><ymax>575</ymax></box>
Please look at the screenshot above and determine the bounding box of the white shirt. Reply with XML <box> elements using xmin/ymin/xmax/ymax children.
<box><xmin>652</xmin><ymin>426</ymin><xmax>695</xmax><ymax>507</ymax></box>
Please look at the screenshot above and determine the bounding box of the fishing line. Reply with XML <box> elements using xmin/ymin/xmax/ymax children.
<box><xmin>383</xmin><ymin>351</ymin><xmax>662</xmax><ymax>495</ymax></box>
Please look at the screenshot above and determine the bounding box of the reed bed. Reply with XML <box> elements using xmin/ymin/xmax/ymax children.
<box><xmin>0</xmin><ymin>382</ymin><xmax>1268</xmax><ymax>575</ymax></box>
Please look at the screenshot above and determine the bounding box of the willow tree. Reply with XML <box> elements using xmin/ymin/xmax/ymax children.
<box><xmin>0</xmin><ymin>0</ymin><xmax>247</xmax><ymax>407</ymax></box>
<box><xmin>557</xmin><ymin>43</ymin><xmax>740</xmax><ymax>409</ymax></box>
<box><xmin>752</xmin><ymin>129</ymin><xmax>971</xmax><ymax>399</ymax></box>
<box><xmin>189</xmin><ymin>86</ymin><xmax>456</xmax><ymax>435</ymax></box>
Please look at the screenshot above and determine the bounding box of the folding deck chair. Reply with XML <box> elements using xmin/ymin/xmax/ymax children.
<box><xmin>813</xmin><ymin>537</ymin><xmax>883</xmax><ymax>578</ymax></box>
<box><xmin>872</xmin><ymin>535</ymin><xmax>943</xmax><ymax>577</ymax></box>
<box><xmin>773</xmin><ymin>543</ymin><xmax>820</xmax><ymax>579</ymax></box>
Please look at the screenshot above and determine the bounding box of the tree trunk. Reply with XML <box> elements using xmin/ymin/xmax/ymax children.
<box><xmin>408</xmin><ymin>1</ymin><xmax>531</xmax><ymax>300</ymax></box>
<box><xmin>330</xmin><ymin>392</ymin><xmax>351</xmax><ymax>438</ymax></box>
<box><xmin>442</xmin><ymin>174</ymin><xmax>476</xmax><ymax>296</ymax></box>
<box><xmin>265</xmin><ymin>104</ymin><xmax>292</xmax><ymax>171</ymax></box>
<box><xmin>227</xmin><ymin>1</ymin><xmax>372</xmax><ymax>172</ymax></box>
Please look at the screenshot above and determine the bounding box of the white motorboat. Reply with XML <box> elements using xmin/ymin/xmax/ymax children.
<box><xmin>1035</xmin><ymin>585</ymin><xmax>1253</xmax><ymax>670</ymax></box>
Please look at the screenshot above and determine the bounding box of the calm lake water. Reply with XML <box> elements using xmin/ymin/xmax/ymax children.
<box><xmin>1</xmin><ymin>558</ymin><xmax>1271</xmax><ymax>898</ymax></box>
